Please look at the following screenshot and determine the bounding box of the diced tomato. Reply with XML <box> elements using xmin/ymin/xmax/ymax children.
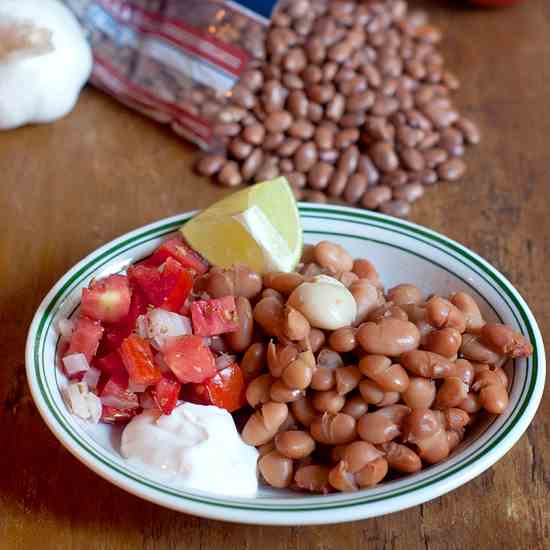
<box><xmin>100</xmin><ymin>377</ymin><xmax>139</xmax><ymax>410</ymax></box>
<box><xmin>101</xmin><ymin>406</ymin><xmax>139</xmax><ymax>424</ymax></box>
<box><xmin>183</xmin><ymin>364</ymin><xmax>246</xmax><ymax>412</ymax></box>
<box><xmin>98</xmin><ymin>288</ymin><xmax>148</xmax><ymax>355</ymax></box>
<box><xmin>152</xmin><ymin>375</ymin><xmax>181</xmax><ymax>415</ymax></box>
<box><xmin>94</xmin><ymin>351</ymin><xmax>129</xmax><ymax>388</ymax></box>
<box><xmin>146</xmin><ymin>237</ymin><xmax>208</xmax><ymax>275</ymax></box>
<box><xmin>162</xmin><ymin>335</ymin><xmax>216</xmax><ymax>383</ymax></box>
<box><xmin>191</xmin><ymin>296</ymin><xmax>239</xmax><ymax>336</ymax></box>
<box><xmin>128</xmin><ymin>258</ymin><xmax>193</xmax><ymax>313</ymax></box>
<box><xmin>119</xmin><ymin>334</ymin><xmax>162</xmax><ymax>387</ymax></box>
<box><xmin>66</xmin><ymin>317</ymin><xmax>104</xmax><ymax>363</ymax></box>
<box><xmin>81</xmin><ymin>274</ymin><xmax>132</xmax><ymax>323</ymax></box>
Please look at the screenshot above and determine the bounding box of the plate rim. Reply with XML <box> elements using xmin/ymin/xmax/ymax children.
<box><xmin>25</xmin><ymin>204</ymin><xmax>546</xmax><ymax>525</ymax></box>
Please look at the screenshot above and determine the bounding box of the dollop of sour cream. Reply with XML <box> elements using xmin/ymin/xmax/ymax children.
<box><xmin>121</xmin><ymin>403</ymin><xmax>259</xmax><ymax>497</ymax></box>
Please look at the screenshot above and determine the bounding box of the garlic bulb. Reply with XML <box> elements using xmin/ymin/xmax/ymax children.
<box><xmin>0</xmin><ymin>0</ymin><xmax>92</xmax><ymax>129</ymax></box>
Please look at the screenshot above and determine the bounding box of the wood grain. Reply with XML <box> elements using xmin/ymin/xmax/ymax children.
<box><xmin>0</xmin><ymin>1</ymin><xmax>548</xmax><ymax>548</ymax></box>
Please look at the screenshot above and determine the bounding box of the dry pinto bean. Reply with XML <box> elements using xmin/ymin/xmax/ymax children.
<box><xmin>402</xmin><ymin>377</ymin><xmax>436</xmax><ymax>409</ymax></box>
<box><xmin>195</xmin><ymin>154</ymin><xmax>226</xmax><ymax>176</ymax></box>
<box><xmin>434</xmin><ymin>377</ymin><xmax>469</xmax><ymax>409</ymax></box>
<box><xmin>450</xmin><ymin>292</ymin><xmax>485</xmax><ymax>333</ymax></box>
<box><xmin>455</xmin><ymin>117</ymin><xmax>481</xmax><ymax>145</ymax></box>
<box><xmin>479</xmin><ymin>323</ymin><xmax>533</xmax><ymax>358</ymax></box>
<box><xmin>335</xmin><ymin>128</ymin><xmax>360</xmax><ymax>149</ymax></box>
<box><xmin>438</xmin><ymin>158</ymin><xmax>466</xmax><ymax>182</ymax></box>
<box><xmin>242</xmin><ymin>124</ymin><xmax>266</xmax><ymax>145</ymax></box>
<box><xmin>225</xmin><ymin>297</ymin><xmax>253</xmax><ymax>352</ymax></box>
<box><xmin>294</xmin><ymin>142</ymin><xmax>318</xmax><ymax>172</ymax></box>
<box><xmin>310</xmin><ymin>412</ymin><xmax>357</xmax><ymax>445</ymax></box>
<box><xmin>334</xmin><ymin>366</ymin><xmax>362</xmax><ymax>395</ymax></box>
<box><xmin>358</xmin><ymin>355</ymin><xmax>410</xmax><ymax>392</ymax></box>
<box><xmin>241</xmin><ymin>148</ymin><xmax>263</xmax><ymax>180</ymax></box>
<box><xmin>357</xmin><ymin>319</ymin><xmax>421</xmax><ymax>356</ymax></box>
<box><xmin>246</xmin><ymin>374</ymin><xmax>274</xmax><ymax>407</ymax></box>
<box><xmin>240</xmin><ymin>342</ymin><xmax>266</xmax><ymax>381</ymax></box>
<box><xmin>329</xmin><ymin>327</ymin><xmax>357</xmax><ymax>353</ymax></box>
<box><xmin>379</xmin><ymin>442</ymin><xmax>422</xmax><ymax>473</ymax></box>
<box><xmin>424</xmin><ymin>327</ymin><xmax>462</xmax><ymax>358</ymax></box>
<box><xmin>275</xmin><ymin>430</ymin><xmax>315</xmax><ymax>459</ymax></box>
<box><xmin>386</xmin><ymin>284</ymin><xmax>422</xmax><ymax>306</ymax></box>
<box><xmin>218</xmin><ymin>161</ymin><xmax>242</xmax><ymax>187</ymax></box>
<box><xmin>343</xmin><ymin>174</ymin><xmax>368</xmax><ymax>204</ymax></box>
<box><xmin>308</xmin><ymin>162</ymin><xmax>334</xmax><ymax>190</ymax></box>
<box><xmin>259</xmin><ymin>451</ymin><xmax>293</xmax><ymax>488</ymax></box>
<box><xmin>241</xmin><ymin>402</ymin><xmax>288</xmax><ymax>446</ymax></box>
<box><xmin>337</xmin><ymin>145</ymin><xmax>360</xmax><ymax>175</ymax></box>
<box><xmin>294</xmin><ymin>465</ymin><xmax>332</xmax><ymax>494</ymax></box>
<box><xmin>290</xmin><ymin>396</ymin><xmax>317</xmax><ymax>427</ymax></box>
<box><xmin>342</xmin><ymin>393</ymin><xmax>369</xmax><ymax>419</ymax></box>
<box><xmin>369</xmin><ymin>142</ymin><xmax>399</xmax><ymax>172</ymax></box>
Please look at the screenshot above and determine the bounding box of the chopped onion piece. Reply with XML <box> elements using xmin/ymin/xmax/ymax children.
<box><xmin>86</xmin><ymin>392</ymin><xmax>102</xmax><ymax>423</ymax></box>
<box><xmin>215</xmin><ymin>353</ymin><xmax>236</xmax><ymax>371</ymax></box>
<box><xmin>66</xmin><ymin>381</ymin><xmax>90</xmax><ymax>418</ymax></box>
<box><xmin>58</xmin><ymin>318</ymin><xmax>75</xmax><ymax>341</ymax></box>
<box><xmin>82</xmin><ymin>367</ymin><xmax>101</xmax><ymax>390</ymax></box>
<box><xmin>135</xmin><ymin>314</ymin><xmax>149</xmax><ymax>338</ymax></box>
<box><xmin>147</xmin><ymin>308</ymin><xmax>192</xmax><ymax>349</ymax></box>
<box><xmin>100</xmin><ymin>394</ymin><xmax>139</xmax><ymax>410</ymax></box>
<box><xmin>63</xmin><ymin>353</ymin><xmax>90</xmax><ymax>377</ymax></box>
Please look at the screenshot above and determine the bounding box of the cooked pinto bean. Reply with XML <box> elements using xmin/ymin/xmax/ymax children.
<box><xmin>358</xmin><ymin>355</ymin><xmax>410</xmax><ymax>392</ymax></box>
<box><xmin>259</xmin><ymin>451</ymin><xmax>294</xmax><ymax>488</ymax></box>
<box><xmin>275</xmin><ymin>430</ymin><xmax>316</xmax><ymax>459</ymax></box>
<box><xmin>225</xmin><ymin>297</ymin><xmax>253</xmax><ymax>352</ymax></box>
<box><xmin>357</xmin><ymin>319</ymin><xmax>421</xmax><ymax>356</ymax></box>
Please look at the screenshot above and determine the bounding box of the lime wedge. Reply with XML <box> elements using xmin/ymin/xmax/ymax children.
<box><xmin>181</xmin><ymin>178</ymin><xmax>303</xmax><ymax>273</ymax></box>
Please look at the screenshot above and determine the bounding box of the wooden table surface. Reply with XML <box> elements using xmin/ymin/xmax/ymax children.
<box><xmin>1</xmin><ymin>1</ymin><xmax>548</xmax><ymax>548</ymax></box>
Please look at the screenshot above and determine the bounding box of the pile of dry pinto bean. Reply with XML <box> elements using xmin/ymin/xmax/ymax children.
<box><xmin>195</xmin><ymin>0</ymin><xmax>481</xmax><ymax>218</ymax></box>
<box><xmin>198</xmin><ymin>241</ymin><xmax>533</xmax><ymax>494</ymax></box>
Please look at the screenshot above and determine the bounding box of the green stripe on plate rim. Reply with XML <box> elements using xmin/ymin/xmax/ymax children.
<box><xmin>32</xmin><ymin>205</ymin><xmax>538</xmax><ymax>512</ymax></box>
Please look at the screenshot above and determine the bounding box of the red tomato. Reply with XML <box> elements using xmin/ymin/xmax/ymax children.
<box><xmin>81</xmin><ymin>274</ymin><xmax>132</xmax><ymax>323</ymax></box>
<box><xmin>98</xmin><ymin>288</ymin><xmax>148</xmax><ymax>355</ymax></box>
<box><xmin>191</xmin><ymin>296</ymin><xmax>239</xmax><ymax>336</ymax></box>
<box><xmin>152</xmin><ymin>375</ymin><xmax>181</xmax><ymax>415</ymax></box>
<box><xmin>128</xmin><ymin>258</ymin><xmax>193</xmax><ymax>313</ymax></box>
<box><xmin>100</xmin><ymin>377</ymin><xmax>139</xmax><ymax>410</ymax></box>
<box><xmin>94</xmin><ymin>351</ymin><xmax>129</xmax><ymax>388</ymax></box>
<box><xmin>184</xmin><ymin>364</ymin><xmax>246</xmax><ymax>412</ymax></box>
<box><xmin>119</xmin><ymin>334</ymin><xmax>162</xmax><ymax>387</ymax></box>
<box><xmin>162</xmin><ymin>335</ymin><xmax>216</xmax><ymax>383</ymax></box>
<box><xmin>101</xmin><ymin>406</ymin><xmax>138</xmax><ymax>424</ymax></box>
<box><xmin>146</xmin><ymin>237</ymin><xmax>208</xmax><ymax>275</ymax></box>
<box><xmin>66</xmin><ymin>317</ymin><xmax>104</xmax><ymax>363</ymax></box>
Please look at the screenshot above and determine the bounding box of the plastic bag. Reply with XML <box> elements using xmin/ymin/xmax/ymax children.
<box><xmin>64</xmin><ymin>0</ymin><xmax>277</xmax><ymax>149</ymax></box>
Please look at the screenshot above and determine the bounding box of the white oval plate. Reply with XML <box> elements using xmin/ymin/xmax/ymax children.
<box><xmin>26</xmin><ymin>204</ymin><xmax>545</xmax><ymax>525</ymax></box>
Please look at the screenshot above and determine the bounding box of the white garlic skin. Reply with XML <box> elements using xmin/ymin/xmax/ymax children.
<box><xmin>287</xmin><ymin>275</ymin><xmax>357</xmax><ymax>330</ymax></box>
